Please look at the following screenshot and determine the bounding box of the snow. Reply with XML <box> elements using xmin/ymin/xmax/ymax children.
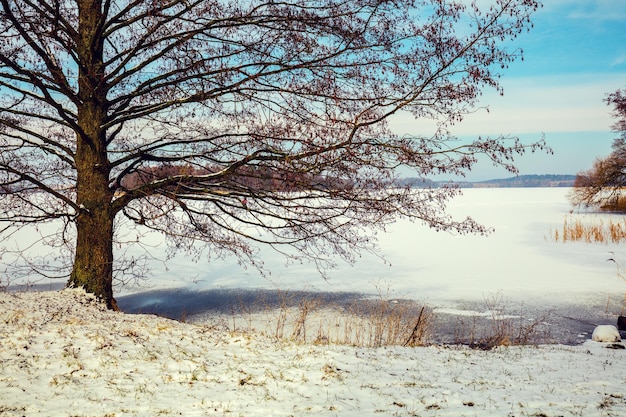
<box><xmin>1</xmin><ymin>289</ymin><xmax>625</xmax><ymax>417</ymax></box>
<box><xmin>592</xmin><ymin>325</ymin><xmax>622</xmax><ymax>343</ymax></box>
<box><xmin>102</xmin><ymin>188</ymin><xmax>626</xmax><ymax>345</ymax></box>
<box><xmin>3</xmin><ymin>188</ymin><xmax>626</xmax><ymax>415</ymax></box>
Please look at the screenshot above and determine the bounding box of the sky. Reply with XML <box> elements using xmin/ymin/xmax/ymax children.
<box><xmin>390</xmin><ymin>0</ymin><xmax>626</xmax><ymax>181</ymax></box>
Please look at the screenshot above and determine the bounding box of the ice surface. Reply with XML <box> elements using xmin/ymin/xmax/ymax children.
<box><xmin>113</xmin><ymin>188</ymin><xmax>625</xmax><ymax>304</ymax></box>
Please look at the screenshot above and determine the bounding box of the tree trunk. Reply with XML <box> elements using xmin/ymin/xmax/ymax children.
<box><xmin>68</xmin><ymin>0</ymin><xmax>117</xmax><ymax>309</ymax></box>
<box><xmin>69</xmin><ymin>205</ymin><xmax>117</xmax><ymax>310</ymax></box>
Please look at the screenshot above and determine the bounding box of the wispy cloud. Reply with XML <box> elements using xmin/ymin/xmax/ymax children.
<box><xmin>611</xmin><ymin>54</ymin><xmax>626</xmax><ymax>67</ymax></box>
<box><xmin>389</xmin><ymin>1</ymin><xmax>626</xmax><ymax>138</ymax></box>
<box><xmin>543</xmin><ymin>0</ymin><xmax>626</xmax><ymax>21</ymax></box>
<box><xmin>569</xmin><ymin>1</ymin><xmax>626</xmax><ymax>20</ymax></box>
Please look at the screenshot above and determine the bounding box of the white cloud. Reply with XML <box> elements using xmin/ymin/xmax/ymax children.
<box><xmin>389</xmin><ymin>73</ymin><xmax>626</xmax><ymax>137</ymax></box>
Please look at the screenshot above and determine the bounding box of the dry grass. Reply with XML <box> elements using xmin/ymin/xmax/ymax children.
<box><xmin>600</xmin><ymin>195</ymin><xmax>626</xmax><ymax>212</ymax></box>
<box><xmin>452</xmin><ymin>293</ymin><xmax>552</xmax><ymax>350</ymax></box>
<box><xmin>550</xmin><ymin>216</ymin><xmax>626</xmax><ymax>314</ymax></box>
<box><xmin>221</xmin><ymin>287</ymin><xmax>433</xmax><ymax>348</ymax></box>
<box><xmin>550</xmin><ymin>216</ymin><xmax>626</xmax><ymax>244</ymax></box>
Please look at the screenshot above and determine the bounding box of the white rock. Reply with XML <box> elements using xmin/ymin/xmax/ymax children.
<box><xmin>592</xmin><ymin>325</ymin><xmax>622</xmax><ymax>342</ymax></box>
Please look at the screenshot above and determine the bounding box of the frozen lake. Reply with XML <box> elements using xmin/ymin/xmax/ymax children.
<box><xmin>115</xmin><ymin>187</ymin><xmax>625</xmax><ymax>304</ymax></box>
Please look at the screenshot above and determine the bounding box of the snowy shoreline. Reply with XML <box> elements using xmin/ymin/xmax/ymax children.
<box><xmin>1</xmin><ymin>289</ymin><xmax>625</xmax><ymax>417</ymax></box>
<box><xmin>9</xmin><ymin>282</ymin><xmax>625</xmax><ymax>346</ymax></box>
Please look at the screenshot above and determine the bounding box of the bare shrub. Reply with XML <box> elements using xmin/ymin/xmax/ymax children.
<box><xmin>339</xmin><ymin>297</ymin><xmax>432</xmax><ymax>348</ymax></box>
<box><xmin>291</xmin><ymin>298</ymin><xmax>319</xmax><ymax>343</ymax></box>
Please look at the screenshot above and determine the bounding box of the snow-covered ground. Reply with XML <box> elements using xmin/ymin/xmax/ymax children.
<box><xmin>1</xmin><ymin>289</ymin><xmax>625</xmax><ymax>417</ymax></box>
<box><xmin>3</xmin><ymin>188</ymin><xmax>626</xmax><ymax>416</ymax></box>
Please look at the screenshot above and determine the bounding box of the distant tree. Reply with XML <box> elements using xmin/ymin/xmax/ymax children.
<box><xmin>0</xmin><ymin>0</ymin><xmax>546</xmax><ymax>308</ymax></box>
<box><xmin>570</xmin><ymin>88</ymin><xmax>626</xmax><ymax>211</ymax></box>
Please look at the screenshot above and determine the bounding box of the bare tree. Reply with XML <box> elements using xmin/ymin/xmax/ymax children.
<box><xmin>570</xmin><ymin>88</ymin><xmax>626</xmax><ymax>211</ymax></box>
<box><xmin>0</xmin><ymin>0</ymin><xmax>546</xmax><ymax>308</ymax></box>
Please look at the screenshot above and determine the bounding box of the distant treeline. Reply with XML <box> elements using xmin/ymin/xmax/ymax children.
<box><xmin>396</xmin><ymin>175</ymin><xmax>576</xmax><ymax>188</ymax></box>
<box><xmin>120</xmin><ymin>164</ymin><xmax>353</xmax><ymax>192</ymax></box>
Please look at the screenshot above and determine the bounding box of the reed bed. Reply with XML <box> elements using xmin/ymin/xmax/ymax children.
<box><xmin>551</xmin><ymin>216</ymin><xmax>626</xmax><ymax>244</ymax></box>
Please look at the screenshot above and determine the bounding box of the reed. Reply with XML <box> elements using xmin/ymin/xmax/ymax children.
<box><xmin>551</xmin><ymin>217</ymin><xmax>626</xmax><ymax>244</ymax></box>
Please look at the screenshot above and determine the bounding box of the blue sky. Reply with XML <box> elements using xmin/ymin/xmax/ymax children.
<box><xmin>391</xmin><ymin>0</ymin><xmax>626</xmax><ymax>181</ymax></box>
